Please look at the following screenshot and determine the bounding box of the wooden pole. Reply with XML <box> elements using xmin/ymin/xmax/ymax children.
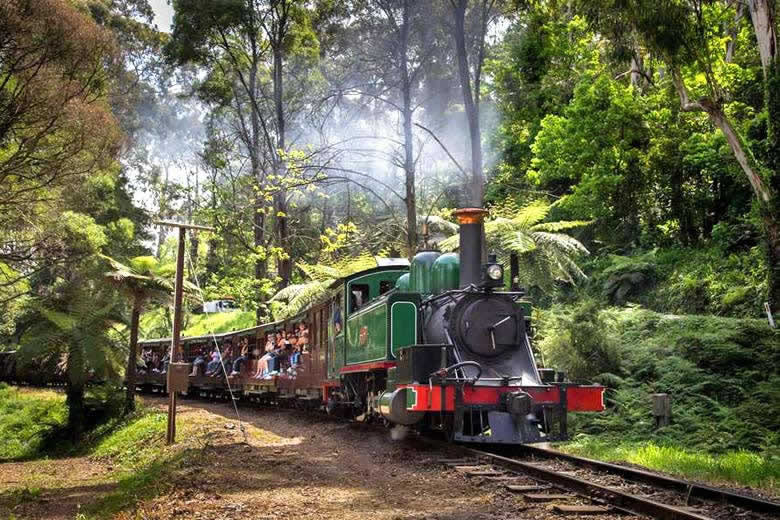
<box><xmin>154</xmin><ymin>220</ymin><xmax>214</xmax><ymax>445</ymax></box>
<box><xmin>167</xmin><ymin>227</ymin><xmax>186</xmax><ymax>444</ymax></box>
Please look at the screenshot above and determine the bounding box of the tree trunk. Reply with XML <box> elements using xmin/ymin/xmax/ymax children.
<box><xmin>747</xmin><ymin>0</ymin><xmax>777</xmax><ymax>72</ymax></box>
<box><xmin>248</xmin><ymin>48</ymin><xmax>267</xmax><ymax>323</ymax></box>
<box><xmin>273</xmin><ymin>45</ymin><xmax>292</xmax><ymax>289</ymax></box>
<box><xmin>766</xmin><ymin>61</ymin><xmax>780</xmax><ymax>310</ymax></box>
<box><xmin>66</xmin><ymin>342</ymin><xmax>85</xmax><ymax>440</ymax></box>
<box><xmin>66</xmin><ymin>383</ymin><xmax>85</xmax><ymax>441</ymax></box>
<box><xmin>725</xmin><ymin>2</ymin><xmax>745</xmax><ymax>63</ymax></box>
<box><xmin>452</xmin><ymin>0</ymin><xmax>484</xmax><ymax>207</ymax></box>
<box><xmin>124</xmin><ymin>297</ymin><xmax>141</xmax><ymax>415</ymax></box>
<box><xmin>747</xmin><ymin>0</ymin><xmax>780</xmax><ymax>310</ymax></box>
<box><xmin>401</xmin><ymin>0</ymin><xmax>417</xmax><ymax>256</ymax></box>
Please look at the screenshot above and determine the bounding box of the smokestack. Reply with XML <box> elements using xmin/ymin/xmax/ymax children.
<box><xmin>454</xmin><ymin>208</ymin><xmax>488</xmax><ymax>288</ymax></box>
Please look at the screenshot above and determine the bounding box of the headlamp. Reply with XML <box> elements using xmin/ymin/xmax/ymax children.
<box><xmin>486</xmin><ymin>264</ymin><xmax>503</xmax><ymax>281</ymax></box>
<box><xmin>481</xmin><ymin>253</ymin><xmax>505</xmax><ymax>289</ymax></box>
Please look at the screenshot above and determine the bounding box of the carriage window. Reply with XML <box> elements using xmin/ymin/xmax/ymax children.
<box><xmin>349</xmin><ymin>284</ymin><xmax>370</xmax><ymax>312</ymax></box>
<box><xmin>379</xmin><ymin>280</ymin><xmax>393</xmax><ymax>295</ymax></box>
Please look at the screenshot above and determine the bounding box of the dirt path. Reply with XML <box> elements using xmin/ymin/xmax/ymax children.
<box><xmin>129</xmin><ymin>399</ymin><xmax>623</xmax><ymax>520</ymax></box>
<box><xmin>1</xmin><ymin>397</ymin><xmax>625</xmax><ymax>519</ymax></box>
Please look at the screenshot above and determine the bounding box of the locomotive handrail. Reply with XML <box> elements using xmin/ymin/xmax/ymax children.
<box><xmin>430</xmin><ymin>360</ymin><xmax>482</xmax><ymax>383</ymax></box>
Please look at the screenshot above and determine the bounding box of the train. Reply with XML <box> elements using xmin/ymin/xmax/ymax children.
<box><xmin>0</xmin><ymin>208</ymin><xmax>604</xmax><ymax>444</ymax></box>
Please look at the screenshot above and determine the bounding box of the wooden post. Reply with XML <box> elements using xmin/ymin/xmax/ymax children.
<box><xmin>167</xmin><ymin>227</ymin><xmax>186</xmax><ymax>444</ymax></box>
<box><xmin>652</xmin><ymin>393</ymin><xmax>671</xmax><ymax>428</ymax></box>
<box><xmin>155</xmin><ymin>221</ymin><xmax>214</xmax><ymax>445</ymax></box>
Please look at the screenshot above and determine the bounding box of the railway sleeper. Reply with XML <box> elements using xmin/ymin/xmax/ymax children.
<box><xmin>552</xmin><ymin>504</ymin><xmax>612</xmax><ymax>515</ymax></box>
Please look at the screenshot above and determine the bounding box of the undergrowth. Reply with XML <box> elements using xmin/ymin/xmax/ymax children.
<box><xmin>0</xmin><ymin>384</ymin><xmax>67</xmax><ymax>460</ymax></box>
<box><xmin>85</xmin><ymin>410</ymin><xmax>197</xmax><ymax>518</ymax></box>
<box><xmin>561</xmin><ymin>436</ymin><xmax>780</xmax><ymax>494</ymax></box>
<box><xmin>0</xmin><ymin>386</ymin><xmax>203</xmax><ymax>518</ymax></box>
<box><xmin>582</xmin><ymin>245</ymin><xmax>767</xmax><ymax>317</ymax></box>
<box><xmin>538</xmin><ymin>303</ymin><xmax>779</xmax><ymax>491</ymax></box>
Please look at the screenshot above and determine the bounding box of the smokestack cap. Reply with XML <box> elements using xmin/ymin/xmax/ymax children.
<box><xmin>454</xmin><ymin>208</ymin><xmax>488</xmax><ymax>225</ymax></box>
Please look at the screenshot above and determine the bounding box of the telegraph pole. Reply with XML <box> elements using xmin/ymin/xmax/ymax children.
<box><xmin>155</xmin><ymin>220</ymin><xmax>214</xmax><ymax>444</ymax></box>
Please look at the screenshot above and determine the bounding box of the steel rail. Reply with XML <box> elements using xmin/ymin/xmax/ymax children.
<box><xmin>517</xmin><ymin>444</ymin><xmax>780</xmax><ymax>516</ymax></box>
<box><xmin>465</xmin><ymin>447</ymin><xmax>715</xmax><ymax>520</ymax></box>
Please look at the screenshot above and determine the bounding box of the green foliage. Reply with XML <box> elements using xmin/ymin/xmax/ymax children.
<box><xmin>270</xmin><ymin>252</ymin><xmax>379</xmax><ymax>320</ymax></box>
<box><xmin>596</xmin><ymin>252</ymin><xmax>658</xmax><ymax>305</ymax></box>
<box><xmin>536</xmin><ymin>300</ymin><xmax>623</xmax><ymax>381</ymax></box>
<box><xmin>441</xmin><ymin>199</ymin><xmax>590</xmax><ymax>291</ymax></box>
<box><xmin>182</xmin><ymin>311</ymin><xmax>256</xmax><ymax>336</ymax></box>
<box><xmin>0</xmin><ymin>386</ymin><xmax>67</xmax><ymax>460</ymax></box>
<box><xmin>562</xmin><ymin>437</ymin><xmax>779</xmax><ymax>493</ymax></box>
<box><xmin>540</xmin><ymin>304</ymin><xmax>780</xmax><ymax>454</ymax></box>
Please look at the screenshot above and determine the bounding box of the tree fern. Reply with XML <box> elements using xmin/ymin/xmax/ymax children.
<box><xmin>441</xmin><ymin>200</ymin><xmax>591</xmax><ymax>291</ymax></box>
<box><xmin>270</xmin><ymin>252</ymin><xmax>381</xmax><ymax>319</ymax></box>
<box><xmin>19</xmin><ymin>279</ymin><xmax>123</xmax><ymax>435</ymax></box>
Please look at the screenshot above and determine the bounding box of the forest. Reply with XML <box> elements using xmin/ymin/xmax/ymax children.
<box><xmin>1</xmin><ymin>0</ymin><xmax>779</xmax><ymax>510</ymax></box>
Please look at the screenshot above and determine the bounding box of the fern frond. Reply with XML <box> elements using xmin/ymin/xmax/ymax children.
<box><xmin>531</xmin><ymin>220</ymin><xmax>592</xmax><ymax>232</ymax></box>
<box><xmin>270</xmin><ymin>283</ymin><xmax>314</xmax><ymax>303</ymax></box>
<box><xmin>531</xmin><ymin>231</ymin><xmax>589</xmax><ymax>255</ymax></box>
<box><xmin>512</xmin><ymin>200</ymin><xmax>551</xmax><ymax>228</ymax></box>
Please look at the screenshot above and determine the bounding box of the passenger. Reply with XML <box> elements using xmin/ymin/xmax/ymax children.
<box><xmin>160</xmin><ymin>352</ymin><xmax>170</xmax><ymax>374</ymax></box>
<box><xmin>151</xmin><ymin>352</ymin><xmax>161</xmax><ymax>372</ymax></box>
<box><xmin>252</xmin><ymin>333</ymin><xmax>276</xmax><ymax>378</ymax></box>
<box><xmin>300</xmin><ymin>325</ymin><xmax>309</xmax><ymax>354</ymax></box>
<box><xmin>333</xmin><ymin>294</ymin><xmax>342</xmax><ymax>334</ymax></box>
<box><xmin>220</xmin><ymin>341</ymin><xmax>233</xmax><ymax>375</ymax></box>
<box><xmin>136</xmin><ymin>353</ymin><xmax>147</xmax><ymax>374</ymax></box>
<box><xmin>230</xmin><ymin>339</ymin><xmax>249</xmax><ymax>376</ymax></box>
<box><xmin>190</xmin><ymin>348</ymin><xmax>206</xmax><ymax>376</ymax></box>
<box><xmin>204</xmin><ymin>349</ymin><xmax>221</xmax><ymax>376</ymax></box>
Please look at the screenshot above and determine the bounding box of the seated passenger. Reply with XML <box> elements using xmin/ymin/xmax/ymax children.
<box><xmin>230</xmin><ymin>339</ymin><xmax>249</xmax><ymax>376</ymax></box>
<box><xmin>252</xmin><ymin>334</ymin><xmax>276</xmax><ymax>378</ymax></box>
<box><xmin>204</xmin><ymin>349</ymin><xmax>221</xmax><ymax>376</ymax></box>
<box><xmin>190</xmin><ymin>349</ymin><xmax>206</xmax><ymax>376</ymax></box>
<box><xmin>150</xmin><ymin>352</ymin><xmax>161</xmax><ymax>372</ymax></box>
<box><xmin>220</xmin><ymin>343</ymin><xmax>233</xmax><ymax>376</ymax></box>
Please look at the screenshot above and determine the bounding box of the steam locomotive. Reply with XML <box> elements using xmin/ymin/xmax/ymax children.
<box><xmin>0</xmin><ymin>208</ymin><xmax>604</xmax><ymax>444</ymax></box>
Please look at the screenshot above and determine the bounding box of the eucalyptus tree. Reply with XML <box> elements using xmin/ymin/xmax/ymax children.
<box><xmin>168</xmin><ymin>0</ymin><xmax>336</xmax><ymax>306</ymax></box>
<box><xmin>448</xmin><ymin>0</ymin><xmax>505</xmax><ymax>206</ymax></box>
<box><xmin>342</xmin><ymin>0</ymin><xmax>442</xmax><ymax>255</ymax></box>
<box><xmin>577</xmin><ymin>0</ymin><xmax>780</xmax><ymax>310</ymax></box>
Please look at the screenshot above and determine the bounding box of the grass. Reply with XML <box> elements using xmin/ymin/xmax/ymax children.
<box><xmin>0</xmin><ymin>384</ymin><xmax>67</xmax><ymax>460</ymax></box>
<box><xmin>182</xmin><ymin>310</ymin><xmax>256</xmax><ymax>336</ymax></box>
<box><xmin>560</xmin><ymin>435</ymin><xmax>780</xmax><ymax>495</ymax></box>
<box><xmin>84</xmin><ymin>410</ymin><xmax>195</xmax><ymax>518</ymax></box>
<box><xmin>138</xmin><ymin>308</ymin><xmax>256</xmax><ymax>339</ymax></box>
<box><xmin>0</xmin><ymin>387</ymin><xmax>205</xmax><ymax>519</ymax></box>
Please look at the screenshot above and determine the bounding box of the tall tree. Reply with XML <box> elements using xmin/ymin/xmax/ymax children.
<box><xmin>168</xmin><ymin>0</ymin><xmax>323</xmax><ymax>317</ymax></box>
<box><xmin>449</xmin><ymin>0</ymin><xmax>501</xmax><ymax>206</ymax></box>
<box><xmin>346</xmin><ymin>0</ymin><xmax>439</xmax><ymax>255</ymax></box>
<box><xmin>579</xmin><ymin>0</ymin><xmax>780</xmax><ymax>311</ymax></box>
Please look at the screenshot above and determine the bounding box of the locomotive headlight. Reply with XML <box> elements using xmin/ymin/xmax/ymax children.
<box><xmin>486</xmin><ymin>264</ymin><xmax>503</xmax><ymax>281</ymax></box>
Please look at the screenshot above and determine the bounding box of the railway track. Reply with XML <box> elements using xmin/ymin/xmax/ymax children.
<box><xmin>434</xmin><ymin>445</ymin><xmax>780</xmax><ymax>520</ymax></box>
